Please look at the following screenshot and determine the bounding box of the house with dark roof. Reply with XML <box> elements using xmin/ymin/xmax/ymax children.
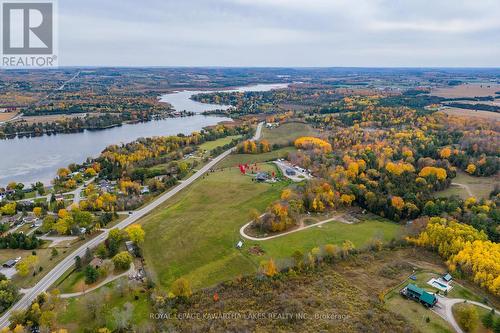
<box><xmin>400</xmin><ymin>283</ymin><xmax>438</xmax><ymax>307</ymax></box>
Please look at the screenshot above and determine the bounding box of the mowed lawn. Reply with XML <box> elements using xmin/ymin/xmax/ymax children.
<box><xmin>57</xmin><ymin>278</ymin><xmax>151</xmax><ymax>332</ymax></box>
<box><xmin>141</xmin><ymin>166</ymin><xmax>286</xmax><ymax>290</ymax></box>
<box><xmin>437</xmin><ymin>171</ymin><xmax>499</xmax><ymax>199</ymax></box>
<box><xmin>258</xmin><ymin>218</ymin><xmax>402</xmax><ymax>260</ymax></box>
<box><xmin>385</xmin><ymin>294</ymin><xmax>453</xmax><ymax>333</ymax></box>
<box><xmin>1</xmin><ymin>234</ymin><xmax>102</xmax><ymax>288</ymax></box>
<box><xmin>198</xmin><ymin>134</ymin><xmax>242</xmax><ymax>151</ymax></box>
<box><xmin>261</xmin><ymin>122</ymin><xmax>320</xmax><ymax>146</ymax></box>
<box><xmin>216</xmin><ymin>147</ymin><xmax>296</xmax><ymax>169</ymax></box>
<box><xmin>141</xmin><ymin>157</ymin><xmax>402</xmax><ymax>291</ymax></box>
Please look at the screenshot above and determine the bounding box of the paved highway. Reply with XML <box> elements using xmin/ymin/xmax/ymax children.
<box><xmin>0</xmin><ymin>123</ymin><xmax>263</xmax><ymax>328</ymax></box>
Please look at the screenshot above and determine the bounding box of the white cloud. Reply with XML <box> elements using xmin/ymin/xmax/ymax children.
<box><xmin>57</xmin><ymin>0</ymin><xmax>500</xmax><ymax>66</ymax></box>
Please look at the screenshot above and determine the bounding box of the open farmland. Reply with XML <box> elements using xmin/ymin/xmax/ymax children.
<box><xmin>431</xmin><ymin>83</ymin><xmax>500</xmax><ymax>98</ymax></box>
<box><xmin>0</xmin><ymin>112</ymin><xmax>18</xmax><ymax>122</ymax></box>
<box><xmin>440</xmin><ymin>108</ymin><xmax>500</xmax><ymax>120</ymax></box>
<box><xmin>261</xmin><ymin>122</ymin><xmax>320</xmax><ymax>146</ymax></box>
<box><xmin>141</xmin><ymin>162</ymin><xmax>401</xmax><ymax>291</ymax></box>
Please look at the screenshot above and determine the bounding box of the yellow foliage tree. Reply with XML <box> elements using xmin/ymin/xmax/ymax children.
<box><xmin>385</xmin><ymin>161</ymin><xmax>415</xmax><ymax>176</ymax></box>
<box><xmin>171</xmin><ymin>278</ymin><xmax>192</xmax><ymax>298</ymax></box>
<box><xmin>340</xmin><ymin>194</ymin><xmax>355</xmax><ymax>206</ymax></box>
<box><xmin>58</xmin><ymin>209</ymin><xmax>68</xmax><ymax>219</ymax></box>
<box><xmin>125</xmin><ymin>224</ymin><xmax>145</xmax><ymax>244</ymax></box>
<box><xmin>16</xmin><ymin>255</ymin><xmax>38</xmax><ymax>277</ymax></box>
<box><xmin>294</xmin><ymin>137</ymin><xmax>332</xmax><ymax>153</ymax></box>
<box><xmin>408</xmin><ymin>217</ymin><xmax>498</xmax><ymax>296</ymax></box>
<box><xmin>33</xmin><ymin>207</ymin><xmax>42</xmax><ymax>218</ymax></box>
<box><xmin>1</xmin><ymin>202</ymin><xmax>17</xmax><ymax>215</ymax></box>
<box><xmin>261</xmin><ymin>258</ymin><xmax>278</xmax><ymax>277</ymax></box>
<box><xmin>418</xmin><ymin>166</ymin><xmax>447</xmax><ymax>181</ymax></box>
<box><xmin>466</xmin><ymin>164</ymin><xmax>476</xmax><ymax>174</ymax></box>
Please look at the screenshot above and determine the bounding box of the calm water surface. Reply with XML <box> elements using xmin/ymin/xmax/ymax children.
<box><xmin>0</xmin><ymin>83</ymin><xmax>287</xmax><ymax>186</ymax></box>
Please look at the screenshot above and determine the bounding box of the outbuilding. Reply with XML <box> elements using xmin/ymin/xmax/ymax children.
<box><xmin>89</xmin><ymin>257</ymin><xmax>103</xmax><ymax>269</ymax></box>
<box><xmin>442</xmin><ymin>273</ymin><xmax>452</xmax><ymax>283</ymax></box>
<box><xmin>2</xmin><ymin>259</ymin><xmax>16</xmax><ymax>268</ymax></box>
<box><xmin>125</xmin><ymin>241</ymin><xmax>137</xmax><ymax>256</ymax></box>
<box><xmin>255</xmin><ymin>172</ymin><xmax>269</xmax><ymax>182</ymax></box>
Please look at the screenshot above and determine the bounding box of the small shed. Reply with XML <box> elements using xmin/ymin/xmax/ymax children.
<box><xmin>255</xmin><ymin>172</ymin><xmax>269</xmax><ymax>182</ymax></box>
<box><xmin>89</xmin><ymin>257</ymin><xmax>103</xmax><ymax>269</ymax></box>
<box><xmin>125</xmin><ymin>241</ymin><xmax>136</xmax><ymax>256</ymax></box>
<box><xmin>236</xmin><ymin>240</ymin><xmax>243</xmax><ymax>249</ymax></box>
<box><xmin>2</xmin><ymin>259</ymin><xmax>16</xmax><ymax>268</ymax></box>
<box><xmin>442</xmin><ymin>273</ymin><xmax>452</xmax><ymax>282</ymax></box>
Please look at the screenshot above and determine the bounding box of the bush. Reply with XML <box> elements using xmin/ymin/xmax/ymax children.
<box><xmin>455</xmin><ymin>304</ymin><xmax>479</xmax><ymax>332</ymax></box>
<box><xmin>84</xmin><ymin>265</ymin><xmax>99</xmax><ymax>284</ymax></box>
<box><xmin>112</xmin><ymin>251</ymin><xmax>133</xmax><ymax>271</ymax></box>
<box><xmin>482</xmin><ymin>310</ymin><xmax>494</xmax><ymax>329</ymax></box>
<box><xmin>171</xmin><ymin>278</ymin><xmax>192</xmax><ymax>298</ymax></box>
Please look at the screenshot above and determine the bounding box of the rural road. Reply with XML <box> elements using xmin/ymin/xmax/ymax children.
<box><xmin>433</xmin><ymin>295</ymin><xmax>497</xmax><ymax>333</ymax></box>
<box><xmin>0</xmin><ymin>123</ymin><xmax>263</xmax><ymax>328</ymax></box>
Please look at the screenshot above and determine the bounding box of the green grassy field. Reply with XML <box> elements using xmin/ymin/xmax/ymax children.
<box><xmin>216</xmin><ymin>147</ymin><xmax>296</xmax><ymax>169</ymax></box>
<box><xmin>452</xmin><ymin>303</ymin><xmax>499</xmax><ymax>333</ymax></box>
<box><xmin>255</xmin><ymin>218</ymin><xmax>401</xmax><ymax>260</ymax></box>
<box><xmin>198</xmin><ymin>135</ymin><xmax>242</xmax><ymax>151</ymax></box>
<box><xmin>437</xmin><ymin>171</ymin><xmax>499</xmax><ymax>199</ymax></box>
<box><xmin>261</xmin><ymin>122</ymin><xmax>319</xmax><ymax>146</ymax></box>
<box><xmin>141</xmin><ymin>160</ymin><xmax>401</xmax><ymax>291</ymax></box>
<box><xmin>57</xmin><ymin>278</ymin><xmax>151</xmax><ymax>332</ymax></box>
<box><xmin>385</xmin><ymin>292</ymin><xmax>453</xmax><ymax>333</ymax></box>
<box><xmin>56</xmin><ymin>248</ymin><xmax>436</xmax><ymax>332</ymax></box>
<box><xmin>4</xmin><ymin>233</ymin><xmax>101</xmax><ymax>288</ymax></box>
<box><xmin>56</xmin><ymin>270</ymin><xmax>85</xmax><ymax>293</ymax></box>
<box><xmin>141</xmin><ymin>165</ymin><xmax>286</xmax><ymax>290</ymax></box>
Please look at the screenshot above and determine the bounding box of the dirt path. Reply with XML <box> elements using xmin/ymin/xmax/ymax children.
<box><xmin>240</xmin><ymin>214</ymin><xmax>345</xmax><ymax>241</ymax></box>
<box><xmin>59</xmin><ymin>263</ymin><xmax>135</xmax><ymax>298</ymax></box>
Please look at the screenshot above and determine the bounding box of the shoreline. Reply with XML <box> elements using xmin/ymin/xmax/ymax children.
<box><xmin>0</xmin><ymin>83</ymin><xmax>287</xmax><ymax>187</ymax></box>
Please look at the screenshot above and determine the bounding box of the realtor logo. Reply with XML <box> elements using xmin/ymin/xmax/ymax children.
<box><xmin>3</xmin><ymin>2</ymin><xmax>52</xmax><ymax>54</ymax></box>
<box><xmin>1</xmin><ymin>1</ymin><xmax>57</xmax><ymax>67</ymax></box>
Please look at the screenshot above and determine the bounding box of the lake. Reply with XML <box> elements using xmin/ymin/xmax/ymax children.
<box><xmin>159</xmin><ymin>83</ymin><xmax>288</xmax><ymax>113</ymax></box>
<box><xmin>0</xmin><ymin>83</ymin><xmax>287</xmax><ymax>187</ymax></box>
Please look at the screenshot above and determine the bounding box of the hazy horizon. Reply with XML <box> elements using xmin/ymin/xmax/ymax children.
<box><xmin>55</xmin><ymin>0</ymin><xmax>500</xmax><ymax>67</ymax></box>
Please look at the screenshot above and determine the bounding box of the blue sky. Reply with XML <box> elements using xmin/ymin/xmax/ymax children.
<box><xmin>58</xmin><ymin>0</ymin><xmax>500</xmax><ymax>67</ymax></box>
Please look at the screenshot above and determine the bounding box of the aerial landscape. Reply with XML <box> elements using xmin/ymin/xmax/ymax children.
<box><xmin>0</xmin><ymin>1</ymin><xmax>499</xmax><ymax>333</ymax></box>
